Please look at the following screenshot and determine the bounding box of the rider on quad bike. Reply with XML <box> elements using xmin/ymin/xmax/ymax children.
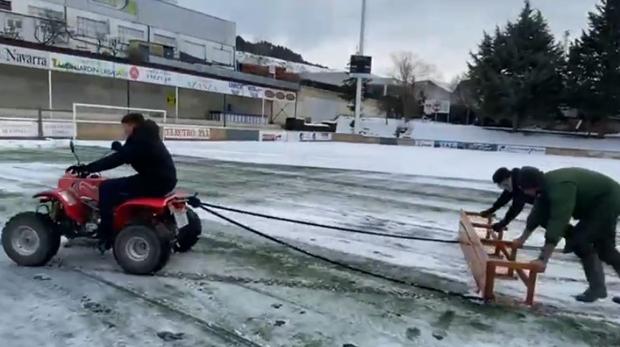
<box><xmin>68</xmin><ymin>113</ymin><xmax>176</xmax><ymax>252</ymax></box>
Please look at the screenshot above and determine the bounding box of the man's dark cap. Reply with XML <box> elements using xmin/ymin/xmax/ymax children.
<box><xmin>492</xmin><ymin>167</ymin><xmax>511</xmax><ymax>184</ymax></box>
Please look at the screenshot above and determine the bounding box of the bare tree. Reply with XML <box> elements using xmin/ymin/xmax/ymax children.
<box><xmin>391</xmin><ymin>51</ymin><xmax>439</xmax><ymax>84</ymax></box>
<box><xmin>388</xmin><ymin>52</ymin><xmax>439</xmax><ymax>119</ymax></box>
<box><xmin>34</xmin><ymin>9</ymin><xmax>68</xmax><ymax>45</ymax></box>
<box><xmin>449</xmin><ymin>73</ymin><xmax>478</xmax><ymax>124</ymax></box>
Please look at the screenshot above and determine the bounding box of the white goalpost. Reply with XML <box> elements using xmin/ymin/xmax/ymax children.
<box><xmin>72</xmin><ymin>103</ymin><xmax>167</xmax><ymax>139</ymax></box>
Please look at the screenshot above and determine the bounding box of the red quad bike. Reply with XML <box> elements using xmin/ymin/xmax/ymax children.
<box><xmin>1</xmin><ymin>141</ymin><xmax>202</xmax><ymax>275</ymax></box>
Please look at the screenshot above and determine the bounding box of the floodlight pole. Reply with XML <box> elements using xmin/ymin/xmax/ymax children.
<box><xmin>354</xmin><ymin>0</ymin><xmax>366</xmax><ymax>135</ymax></box>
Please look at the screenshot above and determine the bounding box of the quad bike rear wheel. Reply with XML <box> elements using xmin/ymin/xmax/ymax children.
<box><xmin>174</xmin><ymin>209</ymin><xmax>202</xmax><ymax>253</ymax></box>
<box><xmin>113</xmin><ymin>225</ymin><xmax>168</xmax><ymax>275</ymax></box>
<box><xmin>2</xmin><ymin>212</ymin><xmax>61</xmax><ymax>267</ymax></box>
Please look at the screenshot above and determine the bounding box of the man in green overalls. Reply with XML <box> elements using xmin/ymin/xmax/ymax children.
<box><xmin>512</xmin><ymin>167</ymin><xmax>620</xmax><ymax>303</ymax></box>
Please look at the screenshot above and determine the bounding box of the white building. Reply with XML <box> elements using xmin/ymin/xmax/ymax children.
<box><xmin>5</xmin><ymin>0</ymin><xmax>236</xmax><ymax>67</ymax></box>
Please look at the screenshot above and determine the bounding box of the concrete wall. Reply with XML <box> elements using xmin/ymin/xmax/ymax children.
<box><xmin>178</xmin><ymin>88</ymin><xmax>224</xmax><ymax>120</ymax></box>
<box><xmin>271</xmin><ymin>100</ymin><xmax>295</xmax><ymax>125</ymax></box>
<box><xmin>0</xmin><ymin>65</ymin><xmax>272</xmax><ymax>122</ymax></box>
<box><xmin>77</xmin><ymin>122</ymin><xmax>123</xmax><ymax>140</ymax></box>
<box><xmin>226</xmin><ymin>95</ymin><xmax>270</xmax><ymax>118</ymax></box>
<box><xmin>0</xmin><ymin>65</ymin><xmax>49</xmax><ymax>109</ymax></box>
<box><xmin>52</xmin><ymin>70</ymin><xmax>128</xmax><ymax>111</ymax></box>
<box><xmin>127</xmin><ymin>80</ymin><xmax>173</xmax><ymax>119</ymax></box>
<box><xmin>297</xmin><ymin>86</ymin><xmax>346</xmax><ymax>122</ymax></box>
<box><xmin>297</xmin><ymin>86</ymin><xmax>385</xmax><ymax>123</ymax></box>
<box><xmin>73</xmin><ymin>121</ymin><xmax>259</xmax><ymax>141</ymax></box>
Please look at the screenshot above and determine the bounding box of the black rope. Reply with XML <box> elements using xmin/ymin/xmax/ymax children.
<box><xmin>199</xmin><ymin>202</ymin><xmax>556</xmax><ymax>254</ymax></box>
<box><xmin>198</xmin><ymin>204</ymin><xmax>482</xmax><ymax>302</ymax></box>
<box><xmin>200</xmin><ymin>202</ymin><xmax>460</xmax><ymax>244</ymax></box>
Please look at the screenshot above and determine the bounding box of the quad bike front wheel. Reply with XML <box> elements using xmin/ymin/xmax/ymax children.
<box><xmin>174</xmin><ymin>209</ymin><xmax>202</xmax><ymax>253</ymax></box>
<box><xmin>2</xmin><ymin>212</ymin><xmax>61</xmax><ymax>267</ymax></box>
<box><xmin>114</xmin><ymin>225</ymin><xmax>169</xmax><ymax>275</ymax></box>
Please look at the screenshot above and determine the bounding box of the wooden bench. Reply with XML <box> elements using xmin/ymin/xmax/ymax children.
<box><xmin>458</xmin><ymin>210</ymin><xmax>543</xmax><ymax>305</ymax></box>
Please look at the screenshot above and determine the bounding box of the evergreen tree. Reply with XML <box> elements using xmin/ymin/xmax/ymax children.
<box><xmin>468</xmin><ymin>1</ymin><xmax>564</xmax><ymax>129</ymax></box>
<box><xmin>566</xmin><ymin>0</ymin><xmax>620</xmax><ymax>124</ymax></box>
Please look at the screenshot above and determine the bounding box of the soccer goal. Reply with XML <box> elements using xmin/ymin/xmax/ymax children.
<box><xmin>72</xmin><ymin>103</ymin><xmax>167</xmax><ymax>139</ymax></box>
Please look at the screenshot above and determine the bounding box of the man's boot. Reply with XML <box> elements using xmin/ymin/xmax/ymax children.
<box><xmin>575</xmin><ymin>254</ymin><xmax>607</xmax><ymax>303</ymax></box>
<box><xmin>613</xmin><ymin>297</ymin><xmax>620</xmax><ymax>304</ymax></box>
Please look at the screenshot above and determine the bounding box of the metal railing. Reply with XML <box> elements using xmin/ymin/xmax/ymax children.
<box><xmin>207</xmin><ymin>111</ymin><xmax>268</xmax><ymax>127</ymax></box>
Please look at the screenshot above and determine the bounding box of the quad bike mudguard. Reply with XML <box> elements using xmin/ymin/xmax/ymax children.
<box><xmin>113</xmin><ymin>193</ymin><xmax>188</xmax><ymax>232</ymax></box>
<box><xmin>34</xmin><ymin>189</ymin><xmax>89</xmax><ymax>224</ymax></box>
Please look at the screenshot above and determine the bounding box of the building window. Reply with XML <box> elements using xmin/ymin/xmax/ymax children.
<box><xmin>183</xmin><ymin>40</ymin><xmax>205</xmax><ymax>59</ymax></box>
<box><xmin>90</xmin><ymin>0</ymin><xmax>127</xmax><ymax>8</ymax></box>
<box><xmin>77</xmin><ymin>16</ymin><xmax>109</xmax><ymax>38</ymax></box>
<box><xmin>118</xmin><ymin>25</ymin><xmax>144</xmax><ymax>43</ymax></box>
<box><xmin>28</xmin><ymin>6</ymin><xmax>64</xmax><ymax>20</ymax></box>
<box><xmin>153</xmin><ymin>33</ymin><xmax>176</xmax><ymax>48</ymax></box>
<box><xmin>0</xmin><ymin>1</ymin><xmax>11</xmax><ymax>11</ymax></box>
<box><xmin>4</xmin><ymin>16</ymin><xmax>22</xmax><ymax>38</ymax></box>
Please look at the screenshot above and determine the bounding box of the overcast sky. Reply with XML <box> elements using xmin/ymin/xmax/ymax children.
<box><xmin>177</xmin><ymin>0</ymin><xmax>599</xmax><ymax>81</ymax></box>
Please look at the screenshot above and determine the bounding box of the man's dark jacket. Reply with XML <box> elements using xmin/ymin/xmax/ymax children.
<box><xmin>86</xmin><ymin>120</ymin><xmax>177</xmax><ymax>191</ymax></box>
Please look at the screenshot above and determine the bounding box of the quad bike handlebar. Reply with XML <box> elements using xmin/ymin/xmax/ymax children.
<box><xmin>64</xmin><ymin>167</ymin><xmax>101</xmax><ymax>179</ymax></box>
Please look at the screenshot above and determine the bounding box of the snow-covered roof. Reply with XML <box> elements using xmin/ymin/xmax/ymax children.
<box><xmin>236</xmin><ymin>51</ymin><xmax>332</xmax><ymax>74</ymax></box>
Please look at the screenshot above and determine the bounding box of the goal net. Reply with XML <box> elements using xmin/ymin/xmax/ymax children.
<box><xmin>72</xmin><ymin>103</ymin><xmax>167</xmax><ymax>139</ymax></box>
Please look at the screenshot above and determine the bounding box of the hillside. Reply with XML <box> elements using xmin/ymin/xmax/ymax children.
<box><xmin>236</xmin><ymin>36</ymin><xmax>326</xmax><ymax>68</ymax></box>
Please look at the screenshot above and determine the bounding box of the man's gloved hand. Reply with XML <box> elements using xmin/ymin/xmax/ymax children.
<box><xmin>492</xmin><ymin>221</ymin><xmax>507</xmax><ymax>232</ymax></box>
<box><xmin>187</xmin><ymin>195</ymin><xmax>202</xmax><ymax>208</ymax></box>
<box><xmin>66</xmin><ymin>164</ymin><xmax>90</xmax><ymax>176</ymax></box>
<box><xmin>479</xmin><ymin>209</ymin><xmax>494</xmax><ymax>218</ymax></box>
<box><xmin>111</xmin><ymin>141</ymin><xmax>123</xmax><ymax>152</ymax></box>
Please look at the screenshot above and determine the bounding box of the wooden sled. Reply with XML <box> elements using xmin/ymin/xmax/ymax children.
<box><xmin>459</xmin><ymin>211</ymin><xmax>543</xmax><ymax>305</ymax></box>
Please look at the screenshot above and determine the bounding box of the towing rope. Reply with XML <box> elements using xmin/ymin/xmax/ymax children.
<box><xmin>194</xmin><ymin>201</ymin><xmax>483</xmax><ymax>302</ymax></box>
<box><xmin>199</xmin><ymin>202</ymin><xmax>553</xmax><ymax>254</ymax></box>
<box><xmin>199</xmin><ymin>202</ymin><xmax>460</xmax><ymax>244</ymax></box>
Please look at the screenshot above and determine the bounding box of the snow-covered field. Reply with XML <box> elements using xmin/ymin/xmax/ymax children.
<box><xmin>337</xmin><ymin>117</ymin><xmax>620</xmax><ymax>151</ymax></box>
<box><xmin>1</xmin><ymin>140</ymin><xmax>620</xmax><ymax>347</ymax></box>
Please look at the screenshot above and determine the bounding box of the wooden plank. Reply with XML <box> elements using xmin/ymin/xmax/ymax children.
<box><xmin>483</xmin><ymin>262</ymin><xmax>496</xmax><ymax>301</ymax></box>
<box><xmin>472</xmin><ymin>222</ymin><xmax>492</xmax><ymax>229</ymax></box>
<box><xmin>459</xmin><ymin>211</ymin><xmax>489</xmax><ymax>292</ymax></box>
<box><xmin>481</xmin><ymin>239</ymin><xmax>518</xmax><ymax>249</ymax></box>
<box><xmin>516</xmin><ymin>268</ymin><xmax>528</xmax><ymax>283</ymax></box>
<box><xmin>488</xmin><ymin>260</ymin><xmax>540</xmax><ymax>271</ymax></box>
<box><xmin>459</xmin><ymin>227</ymin><xmax>486</xmax><ymax>291</ymax></box>
<box><xmin>525</xmin><ymin>271</ymin><xmax>538</xmax><ymax>305</ymax></box>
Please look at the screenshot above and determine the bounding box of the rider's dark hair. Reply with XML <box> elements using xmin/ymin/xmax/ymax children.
<box><xmin>121</xmin><ymin>113</ymin><xmax>145</xmax><ymax>125</ymax></box>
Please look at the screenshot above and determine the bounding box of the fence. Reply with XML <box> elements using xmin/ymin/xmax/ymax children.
<box><xmin>0</xmin><ymin>108</ymin><xmax>74</xmax><ymax>138</ymax></box>
<box><xmin>207</xmin><ymin>111</ymin><xmax>268</xmax><ymax>127</ymax></box>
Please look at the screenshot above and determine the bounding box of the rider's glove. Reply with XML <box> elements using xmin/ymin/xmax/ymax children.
<box><xmin>187</xmin><ymin>196</ymin><xmax>202</xmax><ymax>208</ymax></box>
<box><xmin>492</xmin><ymin>221</ymin><xmax>507</xmax><ymax>232</ymax></box>
<box><xmin>479</xmin><ymin>209</ymin><xmax>494</xmax><ymax>218</ymax></box>
<box><xmin>66</xmin><ymin>165</ymin><xmax>89</xmax><ymax>175</ymax></box>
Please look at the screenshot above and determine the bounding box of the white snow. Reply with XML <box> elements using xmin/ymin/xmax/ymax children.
<box><xmin>236</xmin><ymin>51</ymin><xmax>333</xmax><ymax>74</ymax></box>
<box><xmin>3</xmin><ymin>139</ymin><xmax>620</xmax><ymax>327</ymax></box>
<box><xmin>336</xmin><ymin>116</ymin><xmax>409</xmax><ymax>138</ymax></box>
<box><xmin>0</xmin><ymin>139</ymin><xmax>70</xmax><ymax>150</ymax></box>
<box><xmin>336</xmin><ymin>118</ymin><xmax>620</xmax><ymax>151</ymax></box>
<box><xmin>410</xmin><ymin>120</ymin><xmax>620</xmax><ymax>151</ymax></box>
<box><xmin>159</xmin><ymin>141</ymin><xmax>620</xmax><ymax>182</ymax></box>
